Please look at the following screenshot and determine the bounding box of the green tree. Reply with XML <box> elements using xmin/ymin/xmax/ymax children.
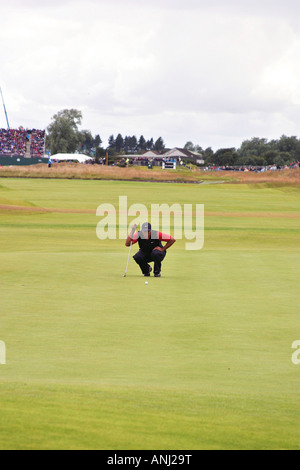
<box><xmin>184</xmin><ymin>142</ymin><xmax>203</xmax><ymax>154</ymax></box>
<box><xmin>184</xmin><ymin>141</ymin><xmax>195</xmax><ymax>151</ymax></box>
<box><xmin>274</xmin><ymin>155</ymin><xmax>286</xmax><ymax>167</ymax></box>
<box><xmin>96</xmin><ymin>147</ymin><xmax>106</xmax><ymax>160</ymax></box>
<box><xmin>194</xmin><ymin>145</ymin><xmax>203</xmax><ymax>154</ymax></box>
<box><xmin>80</xmin><ymin>131</ymin><xmax>103</xmax><ymax>157</ymax></box>
<box><xmin>278</xmin><ymin>135</ymin><xmax>297</xmax><ymax>153</ymax></box>
<box><xmin>279</xmin><ymin>151</ymin><xmax>293</xmax><ymax>163</ymax></box>
<box><xmin>154</xmin><ymin>137</ymin><xmax>165</xmax><ymax>152</ymax></box>
<box><xmin>47</xmin><ymin>109</ymin><xmax>83</xmax><ymax>155</ymax></box>
<box><xmin>146</xmin><ymin>138</ymin><xmax>154</xmax><ymax>150</ymax></box>
<box><xmin>236</xmin><ymin>155</ymin><xmax>256</xmax><ymax>166</ymax></box>
<box><xmin>123</xmin><ymin>136</ymin><xmax>130</xmax><ymax>154</ymax></box>
<box><xmin>94</xmin><ymin>134</ymin><xmax>102</xmax><ymax>148</ymax></box>
<box><xmin>238</xmin><ymin>137</ymin><xmax>269</xmax><ymax>158</ymax></box>
<box><xmin>262</xmin><ymin>150</ymin><xmax>279</xmax><ymax>165</ymax></box>
<box><xmin>115</xmin><ymin>133</ymin><xmax>124</xmax><ymax>153</ymax></box>
<box><xmin>80</xmin><ymin>130</ymin><xmax>94</xmax><ymax>154</ymax></box>
<box><xmin>253</xmin><ymin>156</ymin><xmax>267</xmax><ymax>166</ymax></box>
<box><xmin>108</xmin><ymin>135</ymin><xmax>115</xmax><ymax>150</ymax></box>
<box><xmin>277</xmin><ymin>135</ymin><xmax>300</xmax><ymax>160</ymax></box>
<box><xmin>203</xmin><ymin>147</ymin><xmax>214</xmax><ymax>163</ymax></box>
<box><xmin>128</xmin><ymin>136</ymin><xmax>138</xmax><ymax>153</ymax></box>
<box><xmin>138</xmin><ymin>135</ymin><xmax>147</xmax><ymax>152</ymax></box>
<box><xmin>214</xmin><ymin>148</ymin><xmax>237</xmax><ymax>166</ymax></box>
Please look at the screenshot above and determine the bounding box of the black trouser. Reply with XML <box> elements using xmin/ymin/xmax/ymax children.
<box><xmin>133</xmin><ymin>249</ymin><xmax>166</xmax><ymax>275</ymax></box>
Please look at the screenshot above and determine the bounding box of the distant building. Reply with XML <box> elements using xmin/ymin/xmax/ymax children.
<box><xmin>163</xmin><ymin>148</ymin><xmax>204</xmax><ymax>165</ymax></box>
<box><xmin>142</xmin><ymin>150</ymin><xmax>161</xmax><ymax>158</ymax></box>
<box><xmin>115</xmin><ymin>147</ymin><xmax>205</xmax><ymax>166</ymax></box>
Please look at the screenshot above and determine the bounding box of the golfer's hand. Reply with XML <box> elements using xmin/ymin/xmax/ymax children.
<box><xmin>126</xmin><ymin>225</ymin><xmax>137</xmax><ymax>247</ymax></box>
<box><xmin>152</xmin><ymin>246</ymin><xmax>164</xmax><ymax>252</ymax></box>
<box><xmin>130</xmin><ymin>224</ymin><xmax>137</xmax><ymax>237</ymax></box>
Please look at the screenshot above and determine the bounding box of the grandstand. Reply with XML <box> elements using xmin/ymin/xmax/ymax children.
<box><xmin>0</xmin><ymin>86</ymin><xmax>46</xmax><ymax>165</ymax></box>
<box><xmin>0</xmin><ymin>128</ymin><xmax>46</xmax><ymax>162</ymax></box>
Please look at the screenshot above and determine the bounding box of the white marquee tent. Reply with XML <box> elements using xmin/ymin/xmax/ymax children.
<box><xmin>50</xmin><ymin>153</ymin><xmax>93</xmax><ymax>163</ymax></box>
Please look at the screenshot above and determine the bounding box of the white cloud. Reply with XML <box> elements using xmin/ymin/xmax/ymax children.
<box><xmin>1</xmin><ymin>0</ymin><xmax>300</xmax><ymax>149</ymax></box>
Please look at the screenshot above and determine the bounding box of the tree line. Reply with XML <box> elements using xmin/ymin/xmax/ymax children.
<box><xmin>107</xmin><ymin>134</ymin><xmax>165</xmax><ymax>154</ymax></box>
<box><xmin>46</xmin><ymin>109</ymin><xmax>165</xmax><ymax>159</ymax></box>
<box><xmin>185</xmin><ymin>136</ymin><xmax>300</xmax><ymax>166</ymax></box>
<box><xmin>46</xmin><ymin>109</ymin><xmax>300</xmax><ymax>166</ymax></box>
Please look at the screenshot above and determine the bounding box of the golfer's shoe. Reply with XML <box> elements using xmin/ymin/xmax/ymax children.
<box><xmin>144</xmin><ymin>266</ymin><xmax>152</xmax><ymax>277</ymax></box>
<box><xmin>154</xmin><ymin>272</ymin><xmax>161</xmax><ymax>278</ymax></box>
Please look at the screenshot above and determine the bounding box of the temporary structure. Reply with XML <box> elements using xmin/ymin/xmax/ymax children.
<box><xmin>50</xmin><ymin>153</ymin><xmax>93</xmax><ymax>163</ymax></box>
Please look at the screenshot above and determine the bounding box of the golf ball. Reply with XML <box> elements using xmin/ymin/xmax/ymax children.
<box><xmin>145</xmin><ymin>281</ymin><xmax>148</xmax><ymax>285</ymax></box>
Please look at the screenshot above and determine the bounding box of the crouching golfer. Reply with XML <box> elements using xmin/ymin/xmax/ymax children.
<box><xmin>125</xmin><ymin>222</ymin><xmax>176</xmax><ymax>277</ymax></box>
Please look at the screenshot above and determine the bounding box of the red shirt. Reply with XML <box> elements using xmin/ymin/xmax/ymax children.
<box><xmin>131</xmin><ymin>231</ymin><xmax>171</xmax><ymax>245</ymax></box>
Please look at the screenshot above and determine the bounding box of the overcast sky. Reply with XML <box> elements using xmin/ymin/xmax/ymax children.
<box><xmin>1</xmin><ymin>0</ymin><xmax>300</xmax><ymax>150</ymax></box>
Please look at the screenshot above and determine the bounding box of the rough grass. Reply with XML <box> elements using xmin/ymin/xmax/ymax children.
<box><xmin>0</xmin><ymin>163</ymin><xmax>205</xmax><ymax>183</ymax></box>
<box><xmin>1</xmin><ymin>163</ymin><xmax>299</xmax><ymax>185</ymax></box>
<box><xmin>228</xmin><ymin>167</ymin><xmax>300</xmax><ymax>185</ymax></box>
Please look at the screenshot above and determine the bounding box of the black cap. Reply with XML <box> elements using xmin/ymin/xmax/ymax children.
<box><xmin>141</xmin><ymin>222</ymin><xmax>151</xmax><ymax>232</ymax></box>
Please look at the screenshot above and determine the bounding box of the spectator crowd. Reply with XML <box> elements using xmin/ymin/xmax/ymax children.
<box><xmin>30</xmin><ymin>129</ymin><xmax>45</xmax><ymax>157</ymax></box>
<box><xmin>0</xmin><ymin>128</ymin><xmax>26</xmax><ymax>156</ymax></box>
<box><xmin>0</xmin><ymin>128</ymin><xmax>45</xmax><ymax>157</ymax></box>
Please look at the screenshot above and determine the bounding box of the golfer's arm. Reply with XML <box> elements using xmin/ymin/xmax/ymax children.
<box><xmin>125</xmin><ymin>230</ymin><xmax>136</xmax><ymax>247</ymax></box>
<box><xmin>162</xmin><ymin>237</ymin><xmax>176</xmax><ymax>251</ymax></box>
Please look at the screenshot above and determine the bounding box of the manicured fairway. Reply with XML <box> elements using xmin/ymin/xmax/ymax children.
<box><xmin>0</xmin><ymin>178</ymin><xmax>299</xmax><ymax>449</ymax></box>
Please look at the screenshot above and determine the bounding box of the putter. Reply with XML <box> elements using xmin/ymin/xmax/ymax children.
<box><xmin>122</xmin><ymin>238</ymin><xmax>133</xmax><ymax>277</ymax></box>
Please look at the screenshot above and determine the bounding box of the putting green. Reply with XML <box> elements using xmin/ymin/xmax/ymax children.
<box><xmin>0</xmin><ymin>178</ymin><xmax>299</xmax><ymax>449</ymax></box>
